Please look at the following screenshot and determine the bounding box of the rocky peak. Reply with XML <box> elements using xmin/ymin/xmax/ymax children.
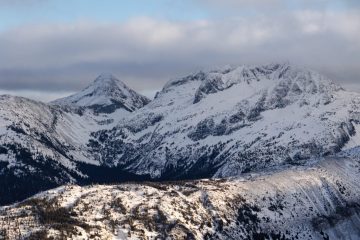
<box><xmin>91</xmin><ymin>73</ymin><xmax>127</xmax><ymax>90</ymax></box>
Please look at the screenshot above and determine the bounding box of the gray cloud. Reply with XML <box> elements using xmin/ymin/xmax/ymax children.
<box><xmin>0</xmin><ymin>8</ymin><xmax>359</xmax><ymax>101</ymax></box>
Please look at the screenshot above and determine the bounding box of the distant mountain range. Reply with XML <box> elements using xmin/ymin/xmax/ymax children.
<box><xmin>1</xmin><ymin>63</ymin><xmax>360</xmax><ymax>206</ymax></box>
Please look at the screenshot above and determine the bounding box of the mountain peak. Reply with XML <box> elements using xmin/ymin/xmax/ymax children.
<box><xmin>97</xmin><ymin>72</ymin><xmax>115</xmax><ymax>79</ymax></box>
<box><xmin>93</xmin><ymin>73</ymin><xmax>123</xmax><ymax>85</ymax></box>
<box><xmin>52</xmin><ymin>74</ymin><xmax>150</xmax><ymax>113</ymax></box>
<box><xmin>87</xmin><ymin>73</ymin><xmax>129</xmax><ymax>95</ymax></box>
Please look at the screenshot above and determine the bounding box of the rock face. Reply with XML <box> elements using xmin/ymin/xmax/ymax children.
<box><xmin>1</xmin><ymin>64</ymin><xmax>360</xmax><ymax>205</ymax></box>
<box><xmin>1</xmin><ymin>156</ymin><xmax>359</xmax><ymax>240</ymax></box>
<box><xmin>52</xmin><ymin>73</ymin><xmax>150</xmax><ymax>113</ymax></box>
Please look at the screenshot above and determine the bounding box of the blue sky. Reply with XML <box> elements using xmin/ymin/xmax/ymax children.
<box><xmin>0</xmin><ymin>0</ymin><xmax>209</xmax><ymax>31</ymax></box>
<box><xmin>0</xmin><ymin>0</ymin><xmax>359</xmax><ymax>101</ymax></box>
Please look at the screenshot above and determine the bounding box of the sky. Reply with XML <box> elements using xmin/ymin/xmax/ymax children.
<box><xmin>0</xmin><ymin>0</ymin><xmax>359</xmax><ymax>101</ymax></box>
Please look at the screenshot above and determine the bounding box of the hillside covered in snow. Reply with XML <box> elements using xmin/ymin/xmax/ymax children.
<box><xmin>88</xmin><ymin>63</ymin><xmax>360</xmax><ymax>179</ymax></box>
<box><xmin>1</xmin><ymin>156</ymin><xmax>359</xmax><ymax>239</ymax></box>
<box><xmin>1</xmin><ymin>63</ymin><xmax>360</xmax><ymax>206</ymax></box>
<box><xmin>0</xmin><ymin>75</ymin><xmax>150</xmax><ymax>205</ymax></box>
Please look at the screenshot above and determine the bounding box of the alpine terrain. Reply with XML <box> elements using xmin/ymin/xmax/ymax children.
<box><xmin>1</xmin><ymin>63</ymin><xmax>360</xmax><ymax>239</ymax></box>
<box><xmin>0</xmin><ymin>74</ymin><xmax>150</xmax><ymax>205</ymax></box>
<box><xmin>1</xmin><ymin>153</ymin><xmax>360</xmax><ymax>239</ymax></box>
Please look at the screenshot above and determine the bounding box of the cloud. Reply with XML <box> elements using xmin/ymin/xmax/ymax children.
<box><xmin>0</xmin><ymin>9</ymin><xmax>359</xmax><ymax>101</ymax></box>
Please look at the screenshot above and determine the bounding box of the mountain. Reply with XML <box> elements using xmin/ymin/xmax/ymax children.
<box><xmin>1</xmin><ymin>64</ymin><xmax>360</xmax><ymax>239</ymax></box>
<box><xmin>89</xmin><ymin>63</ymin><xmax>360</xmax><ymax>179</ymax></box>
<box><xmin>0</xmin><ymin>74</ymin><xmax>150</xmax><ymax>205</ymax></box>
<box><xmin>1</xmin><ymin>155</ymin><xmax>359</xmax><ymax>239</ymax></box>
<box><xmin>1</xmin><ymin>64</ymin><xmax>360</xmax><ymax>206</ymax></box>
<box><xmin>52</xmin><ymin>73</ymin><xmax>150</xmax><ymax>113</ymax></box>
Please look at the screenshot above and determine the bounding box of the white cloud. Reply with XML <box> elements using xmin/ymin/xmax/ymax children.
<box><xmin>124</xmin><ymin>17</ymin><xmax>185</xmax><ymax>46</ymax></box>
<box><xmin>295</xmin><ymin>10</ymin><xmax>360</xmax><ymax>39</ymax></box>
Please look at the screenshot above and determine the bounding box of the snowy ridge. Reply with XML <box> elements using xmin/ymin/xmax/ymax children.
<box><xmin>1</xmin><ymin>156</ymin><xmax>359</xmax><ymax>239</ymax></box>
<box><xmin>1</xmin><ymin>63</ymin><xmax>360</xmax><ymax>206</ymax></box>
<box><xmin>89</xmin><ymin>63</ymin><xmax>360</xmax><ymax>178</ymax></box>
<box><xmin>1</xmin><ymin>64</ymin><xmax>360</xmax><ymax>239</ymax></box>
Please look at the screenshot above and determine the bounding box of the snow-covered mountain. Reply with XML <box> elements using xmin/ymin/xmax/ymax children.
<box><xmin>1</xmin><ymin>63</ymin><xmax>360</xmax><ymax>206</ymax></box>
<box><xmin>0</xmin><ymin>74</ymin><xmax>150</xmax><ymax>205</ymax></box>
<box><xmin>89</xmin><ymin>63</ymin><xmax>360</xmax><ymax>179</ymax></box>
<box><xmin>52</xmin><ymin>73</ymin><xmax>150</xmax><ymax>113</ymax></box>
<box><xmin>1</xmin><ymin>155</ymin><xmax>359</xmax><ymax>239</ymax></box>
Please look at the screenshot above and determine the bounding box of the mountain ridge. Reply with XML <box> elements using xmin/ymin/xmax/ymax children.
<box><xmin>88</xmin><ymin>63</ymin><xmax>358</xmax><ymax>178</ymax></box>
<box><xmin>1</xmin><ymin>63</ymin><xmax>360</xmax><ymax>205</ymax></box>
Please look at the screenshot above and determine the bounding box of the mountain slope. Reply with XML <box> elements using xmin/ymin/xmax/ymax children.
<box><xmin>1</xmin><ymin>64</ymin><xmax>360</xmax><ymax>206</ymax></box>
<box><xmin>52</xmin><ymin>73</ymin><xmax>150</xmax><ymax>113</ymax></box>
<box><xmin>1</xmin><ymin>155</ymin><xmax>359</xmax><ymax>239</ymax></box>
<box><xmin>89</xmin><ymin>63</ymin><xmax>360</xmax><ymax>178</ymax></box>
<box><xmin>0</xmin><ymin>74</ymin><xmax>150</xmax><ymax>205</ymax></box>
